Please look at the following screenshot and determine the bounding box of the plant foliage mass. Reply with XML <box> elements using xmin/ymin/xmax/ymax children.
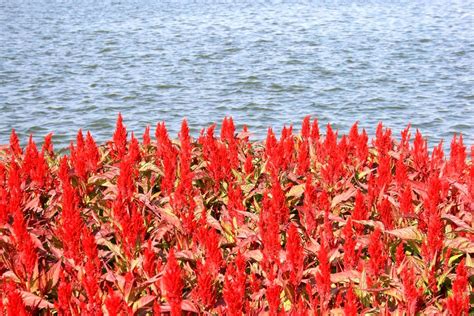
<box><xmin>0</xmin><ymin>115</ymin><xmax>472</xmax><ymax>315</ymax></box>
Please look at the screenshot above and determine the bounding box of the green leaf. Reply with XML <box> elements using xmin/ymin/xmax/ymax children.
<box><xmin>448</xmin><ymin>253</ymin><xmax>465</xmax><ymax>266</ymax></box>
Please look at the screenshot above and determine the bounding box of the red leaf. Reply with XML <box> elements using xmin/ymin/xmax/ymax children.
<box><xmin>21</xmin><ymin>291</ymin><xmax>54</xmax><ymax>309</ymax></box>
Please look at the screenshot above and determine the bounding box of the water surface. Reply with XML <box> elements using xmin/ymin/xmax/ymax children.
<box><xmin>1</xmin><ymin>0</ymin><xmax>473</xmax><ymax>147</ymax></box>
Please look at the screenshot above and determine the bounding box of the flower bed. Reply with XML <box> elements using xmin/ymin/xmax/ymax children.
<box><xmin>0</xmin><ymin>115</ymin><xmax>472</xmax><ymax>315</ymax></box>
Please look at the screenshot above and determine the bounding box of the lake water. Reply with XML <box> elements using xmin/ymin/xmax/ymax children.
<box><xmin>1</xmin><ymin>0</ymin><xmax>473</xmax><ymax>147</ymax></box>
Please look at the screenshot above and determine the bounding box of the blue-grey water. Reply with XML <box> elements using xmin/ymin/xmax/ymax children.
<box><xmin>1</xmin><ymin>0</ymin><xmax>473</xmax><ymax>147</ymax></box>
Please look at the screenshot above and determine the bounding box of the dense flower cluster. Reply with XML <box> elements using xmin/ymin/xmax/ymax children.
<box><xmin>0</xmin><ymin>115</ymin><xmax>472</xmax><ymax>315</ymax></box>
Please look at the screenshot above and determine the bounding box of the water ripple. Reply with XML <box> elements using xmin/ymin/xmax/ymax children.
<box><xmin>0</xmin><ymin>0</ymin><xmax>472</xmax><ymax>147</ymax></box>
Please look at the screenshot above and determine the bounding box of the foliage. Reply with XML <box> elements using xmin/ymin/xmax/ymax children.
<box><xmin>0</xmin><ymin>115</ymin><xmax>472</xmax><ymax>315</ymax></box>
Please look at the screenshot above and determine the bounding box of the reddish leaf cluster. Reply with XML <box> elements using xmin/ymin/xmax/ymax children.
<box><xmin>0</xmin><ymin>116</ymin><xmax>472</xmax><ymax>315</ymax></box>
